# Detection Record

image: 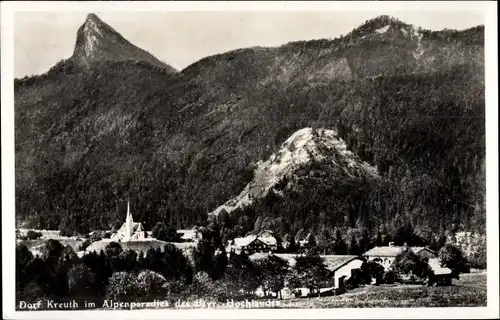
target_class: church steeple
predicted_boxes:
[110,199,145,242]
[125,200,133,242]
[126,200,133,222]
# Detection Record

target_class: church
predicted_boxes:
[110,202,146,242]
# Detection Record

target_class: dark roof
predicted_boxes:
[249,253,363,272]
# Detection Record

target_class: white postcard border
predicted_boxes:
[2,1,498,319]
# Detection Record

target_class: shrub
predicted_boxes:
[136,270,168,301]
[438,244,471,276]
[392,248,432,280]
[359,261,385,285]
[67,264,96,297]
[106,271,138,302]
[383,270,396,284]
[26,230,43,240]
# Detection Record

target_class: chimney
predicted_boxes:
[389,242,395,247]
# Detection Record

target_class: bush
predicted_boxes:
[192,271,219,299]
[392,248,432,280]
[67,264,96,297]
[382,270,396,284]
[151,222,181,242]
[359,261,385,285]
[136,270,168,301]
[438,244,471,276]
[106,271,138,302]
[59,227,74,238]
[26,230,43,240]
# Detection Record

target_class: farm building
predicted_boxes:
[428,258,454,286]
[259,236,278,251]
[176,229,202,242]
[323,255,366,291]
[226,235,274,254]
[363,243,437,270]
[249,253,365,297]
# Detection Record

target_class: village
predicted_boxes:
[16,202,475,303]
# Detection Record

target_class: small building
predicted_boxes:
[110,202,146,242]
[248,253,364,297]
[428,258,454,286]
[259,236,278,251]
[226,235,271,255]
[363,243,437,271]
[176,229,202,242]
[323,255,365,291]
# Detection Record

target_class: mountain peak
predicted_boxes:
[82,13,109,34]
[72,13,176,72]
[347,15,414,39]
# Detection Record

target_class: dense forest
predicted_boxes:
[16,222,476,309]
[14,15,485,248]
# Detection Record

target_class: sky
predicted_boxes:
[14,11,484,78]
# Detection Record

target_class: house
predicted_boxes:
[176,229,202,242]
[248,253,364,297]
[226,235,271,255]
[363,243,437,271]
[110,202,146,242]
[259,236,278,251]
[428,258,454,286]
[323,255,366,291]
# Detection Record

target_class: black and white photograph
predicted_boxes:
[2,1,498,319]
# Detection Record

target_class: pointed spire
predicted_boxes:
[126,200,133,222]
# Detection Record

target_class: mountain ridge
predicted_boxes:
[14,14,485,241]
[14,14,484,82]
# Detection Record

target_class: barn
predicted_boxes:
[226,235,274,255]
[249,253,365,297]
[363,243,437,271]
[428,258,454,286]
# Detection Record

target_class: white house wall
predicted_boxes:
[333,259,364,287]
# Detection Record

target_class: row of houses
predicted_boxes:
[227,234,454,297]
[247,242,453,298]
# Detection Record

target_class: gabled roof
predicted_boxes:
[363,246,436,257]
[248,253,363,272]
[117,222,144,233]
[428,258,452,275]
[249,252,297,267]
[322,255,363,272]
[259,236,277,246]
[233,235,258,247]
[413,247,437,255]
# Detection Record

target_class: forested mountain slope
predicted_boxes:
[15,15,485,240]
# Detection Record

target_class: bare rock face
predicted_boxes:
[73,13,176,72]
[210,128,378,216]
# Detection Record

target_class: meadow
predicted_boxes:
[279,272,487,308]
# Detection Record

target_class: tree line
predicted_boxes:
[16,220,472,310]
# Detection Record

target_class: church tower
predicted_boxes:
[125,201,133,242]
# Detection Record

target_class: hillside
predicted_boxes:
[14,15,485,241]
[210,128,378,216]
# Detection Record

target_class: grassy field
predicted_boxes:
[17,238,86,251]
[279,272,487,308]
